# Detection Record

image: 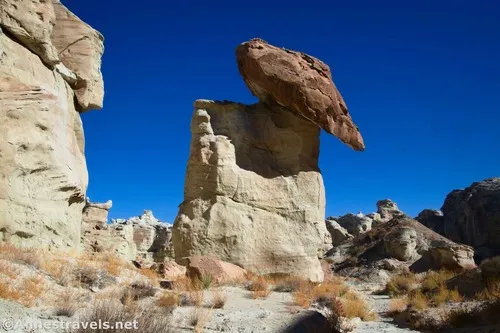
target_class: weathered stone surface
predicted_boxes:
[0,1,104,251]
[173,100,327,282]
[82,198,112,229]
[0,0,59,66]
[377,199,403,222]
[325,219,353,246]
[0,27,88,249]
[416,209,444,235]
[151,261,186,280]
[236,38,364,151]
[186,255,246,284]
[441,178,500,260]
[112,210,173,263]
[384,227,418,261]
[426,240,475,271]
[337,213,372,236]
[52,1,104,111]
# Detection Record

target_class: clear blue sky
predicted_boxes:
[71,0,499,222]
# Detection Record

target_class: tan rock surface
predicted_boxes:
[0,1,104,250]
[186,255,246,284]
[52,1,105,111]
[236,38,364,151]
[0,27,88,249]
[173,100,327,282]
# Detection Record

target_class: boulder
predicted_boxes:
[377,199,403,222]
[384,227,418,261]
[416,209,444,235]
[82,198,112,229]
[236,38,364,151]
[186,255,246,284]
[441,178,500,260]
[173,100,328,282]
[426,240,476,271]
[325,219,353,246]
[337,213,372,236]
[151,261,187,280]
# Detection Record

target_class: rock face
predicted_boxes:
[377,199,403,223]
[173,100,328,281]
[384,227,418,261]
[325,219,352,246]
[113,210,174,263]
[441,178,500,260]
[0,1,104,250]
[236,38,364,151]
[337,213,373,236]
[416,209,444,235]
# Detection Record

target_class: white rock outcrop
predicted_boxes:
[173,100,328,282]
[0,0,104,249]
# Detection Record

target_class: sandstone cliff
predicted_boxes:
[0,0,104,249]
[173,39,364,282]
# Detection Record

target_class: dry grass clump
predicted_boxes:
[42,259,72,286]
[440,300,500,330]
[407,290,429,311]
[73,264,100,288]
[70,300,175,333]
[156,292,180,311]
[120,281,156,304]
[188,307,212,332]
[0,276,46,308]
[179,291,204,306]
[247,276,271,299]
[140,268,159,286]
[342,297,377,321]
[173,275,203,292]
[476,278,500,300]
[421,269,456,293]
[385,272,416,296]
[54,290,79,317]
[209,289,227,309]
[388,297,408,314]
[0,243,42,269]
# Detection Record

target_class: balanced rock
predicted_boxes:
[236,38,364,151]
[377,199,403,222]
[0,1,104,250]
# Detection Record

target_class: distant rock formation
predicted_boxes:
[82,203,173,263]
[419,178,500,261]
[173,39,365,282]
[0,0,104,249]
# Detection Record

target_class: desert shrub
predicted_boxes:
[173,276,202,292]
[273,276,304,292]
[408,290,428,311]
[388,297,408,314]
[43,260,72,286]
[341,297,376,321]
[73,265,100,288]
[476,277,500,300]
[247,276,271,299]
[69,301,175,333]
[188,307,211,332]
[55,290,79,317]
[385,273,416,296]
[440,300,500,330]
[140,268,159,286]
[209,289,227,309]
[0,243,43,269]
[324,296,346,329]
[198,274,213,290]
[0,280,22,303]
[421,269,455,293]
[179,291,203,306]
[121,281,156,304]
[156,292,179,311]
[480,256,500,280]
